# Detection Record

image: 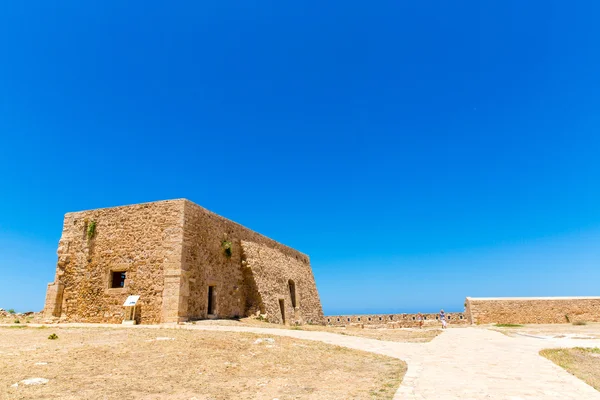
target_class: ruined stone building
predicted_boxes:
[44,199,324,324]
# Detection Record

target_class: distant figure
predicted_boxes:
[440,309,447,329]
[417,312,424,329]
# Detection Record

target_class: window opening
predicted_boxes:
[288,280,297,308]
[111,271,126,288]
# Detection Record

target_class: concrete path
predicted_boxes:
[9,323,600,399]
[178,324,600,400]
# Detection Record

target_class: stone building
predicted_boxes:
[43,199,324,325]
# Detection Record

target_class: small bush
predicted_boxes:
[565,314,570,323]
[221,239,232,257]
[14,319,20,324]
[87,220,97,240]
[48,333,59,340]
[8,309,15,314]
[573,321,588,326]
[494,323,523,328]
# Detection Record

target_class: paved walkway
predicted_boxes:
[178,324,600,400]
[11,323,600,399]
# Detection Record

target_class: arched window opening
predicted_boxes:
[288,280,297,308]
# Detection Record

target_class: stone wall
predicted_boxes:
[241,241,323,325]
[324,312,468,328]
[43,200,185,324]
[465,297,600,324]
[43,199,324,325]
[180,201,324,324]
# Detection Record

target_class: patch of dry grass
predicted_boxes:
[0,326,405,400]
[489,323,600,339]
[194,318,442,343]
[540,347,600,391]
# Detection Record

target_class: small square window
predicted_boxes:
[347,318,350,322]
[368,317,372,321]
[460,315,463,320]
[379,317,382,320]
[111,271,126,288]
[358,317,361,321]
[412,316,415,320]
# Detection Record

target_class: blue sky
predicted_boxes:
[1,1,599,314]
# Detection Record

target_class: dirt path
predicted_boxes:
[7,323,600,399]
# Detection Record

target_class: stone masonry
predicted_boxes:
[465,296,600,324]
[43,199,324,325]
[324,312,468,328]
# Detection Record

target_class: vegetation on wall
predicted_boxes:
[221,239,232,257]
[87,220,97,240]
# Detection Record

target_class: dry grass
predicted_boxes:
[0,326,405,400]
[193,318,442,343]
[540,347,600,391]
[490,323,600,339]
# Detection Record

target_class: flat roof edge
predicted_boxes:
[466,296,600,301]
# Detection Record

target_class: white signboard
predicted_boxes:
[123,295,140,307]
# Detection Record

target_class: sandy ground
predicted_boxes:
[489,322,600,339]
[541,347,600,391]
[3,321,600,399]
[0,326,405,400]
[192,318,442,343]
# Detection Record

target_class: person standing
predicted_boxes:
[417,312,424,329]
[440,309,447,329]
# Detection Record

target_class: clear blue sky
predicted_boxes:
[1,1,599,314]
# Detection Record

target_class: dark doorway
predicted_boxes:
[288,280,297,308]
[208,286,215,315]
[278,299,285,324]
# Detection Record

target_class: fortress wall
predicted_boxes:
[182,201,324,324]
[43,200,185,324]
[465,297,600,324]
[324,312,468,328]
[241,241,323,325]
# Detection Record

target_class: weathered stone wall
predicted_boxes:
[465,297,600,324]
[43,200,185,324]
[43,199,324,325]
[241,241,324,325]
[181,201,324,324]
[324,312,468,328]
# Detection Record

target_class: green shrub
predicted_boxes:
[48,333,59,340]
[494,323,523,328]
[7,309,15,314]
[14,319,20,324]
[573,321,588,326]
[87,220,97,240]
[221,239,232,257]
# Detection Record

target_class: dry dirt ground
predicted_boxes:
[489,322,600,339]
[541,347,600,391]
[0,326,405,400]
[192,318,442,343]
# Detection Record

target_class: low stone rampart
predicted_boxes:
[465,296,600,324]
[324,312,468,328]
